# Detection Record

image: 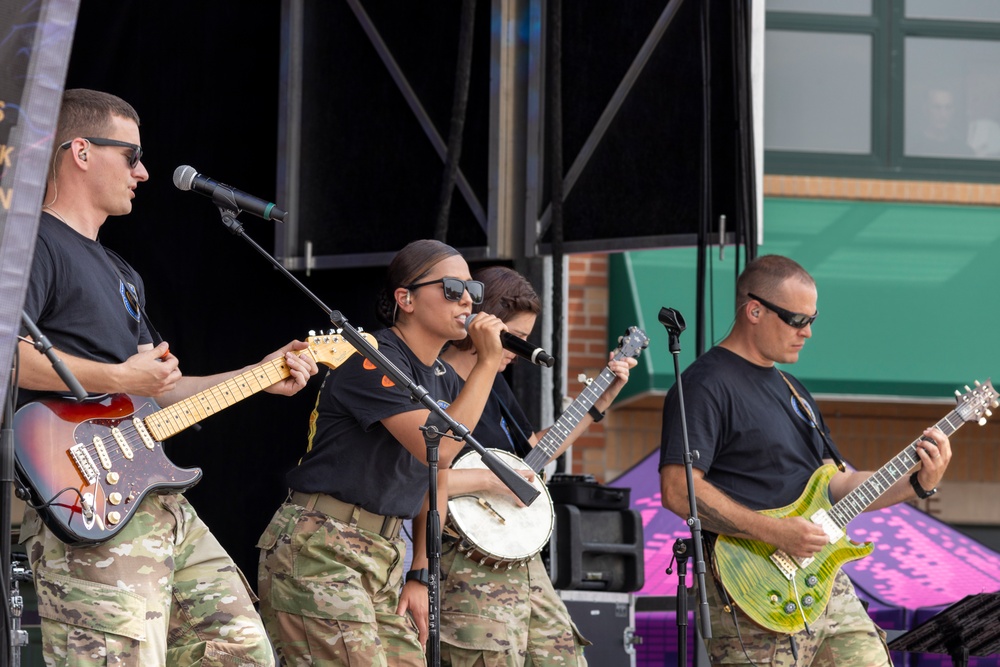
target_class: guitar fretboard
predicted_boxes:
[828,409,966,527]
[522,366,616,472]
[144,357,291,441]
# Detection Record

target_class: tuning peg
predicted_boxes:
[965,385,973,393]
[975,380,982,387]
[577,373,592,385]
[986,409,993,418]
[979,417,988,426]
[308,330,317,336]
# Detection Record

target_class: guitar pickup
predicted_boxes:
[809,509,845,544]
[111,427,134,459]
[132,418,157,450]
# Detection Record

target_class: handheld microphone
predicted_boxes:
[466,313,555,368]
[172,165,287,222]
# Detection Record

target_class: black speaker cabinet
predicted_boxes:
[548,504,644,592]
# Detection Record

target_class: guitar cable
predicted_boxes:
[706,537,809,665]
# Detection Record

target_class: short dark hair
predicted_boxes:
[55,89,140,147]
[51,89,140,172]
[736,255,814,314]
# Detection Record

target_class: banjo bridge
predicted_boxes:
[477,497,507,524]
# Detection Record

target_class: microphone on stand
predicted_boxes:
[465,313,555,368]
[172,165,287,222]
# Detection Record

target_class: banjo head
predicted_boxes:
[447,449,554,565]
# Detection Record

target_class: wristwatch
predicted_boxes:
[405,568,429,587]
[588,405,606,423]
[910,472,938,499]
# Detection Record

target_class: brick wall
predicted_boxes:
[564,176,1000,521]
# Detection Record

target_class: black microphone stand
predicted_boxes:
[3,313,90,666]
[214,207,540,665]
[658,307,711,667]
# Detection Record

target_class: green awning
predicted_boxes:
[609,197,1000,403]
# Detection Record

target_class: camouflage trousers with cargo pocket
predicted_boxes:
[702,568,892,666]
[438,542,589,667]
[256,501,424,667]
[20,492,274,667]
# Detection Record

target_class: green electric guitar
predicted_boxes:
[712,379,997,635]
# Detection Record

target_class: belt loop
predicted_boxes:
[300,492,319,511]
[349,504,362,527]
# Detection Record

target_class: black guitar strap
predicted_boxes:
[778,370,846,472]
[492,390,534,460]
[102,247,164,346]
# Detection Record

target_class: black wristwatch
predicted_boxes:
[405,568,429,587]
[588,405,606,423]
[910,472,938,499]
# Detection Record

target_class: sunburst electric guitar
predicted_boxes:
[712,379,998,635]
[13,331,375,546]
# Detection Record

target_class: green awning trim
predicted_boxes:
[609,197,1000,403]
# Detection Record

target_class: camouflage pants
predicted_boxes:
[438,544,589,667]
[702,569,892,666]
[256,502,423,667]
[21,493,274,667]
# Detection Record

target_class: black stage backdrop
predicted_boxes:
[64,2,380,580]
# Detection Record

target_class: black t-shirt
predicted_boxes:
[454,373,533,464]
[659,346,831,511]
[19,214,152,407]
[286,328,463,518]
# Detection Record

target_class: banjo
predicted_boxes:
[445,327,649,569]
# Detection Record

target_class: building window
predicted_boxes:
[764,0,1000,181]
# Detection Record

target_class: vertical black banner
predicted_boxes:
[0,0,78,410]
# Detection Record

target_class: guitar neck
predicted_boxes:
[143,357,292,441]
[829,408,967,527]
[522,366,616,472]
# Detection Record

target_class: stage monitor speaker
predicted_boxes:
[549,504,644,593]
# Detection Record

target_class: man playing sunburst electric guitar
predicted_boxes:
[659,255,955,667]
[17,89,319,667]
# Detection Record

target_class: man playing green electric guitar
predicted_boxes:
[658,255,993,667]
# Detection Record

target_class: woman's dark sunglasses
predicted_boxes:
[748,292,817,329]
[406,277,484,304]
[60,137,143,169]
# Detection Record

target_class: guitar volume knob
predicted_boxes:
[802,595,815,607]
[106,511,122,525]
[805,575,819,587]
[783,601,797,614]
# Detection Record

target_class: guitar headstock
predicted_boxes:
[306,330,379,370]
[614,326,650,361]
[955,379,998,426]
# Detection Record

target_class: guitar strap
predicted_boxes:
[102,247,165,346]
[492,389,534,459]
[778,370,846,472]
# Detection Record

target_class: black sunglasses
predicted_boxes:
[60,137,143,169]
[406,277,484,304]
[748,292,817,329]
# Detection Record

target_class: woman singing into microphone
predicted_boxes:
[257,240,507,666]
[411,265,636,667]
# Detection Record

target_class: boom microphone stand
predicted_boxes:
[658,307,712,667]
[4,313,89,666]
[213,206,539,666]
